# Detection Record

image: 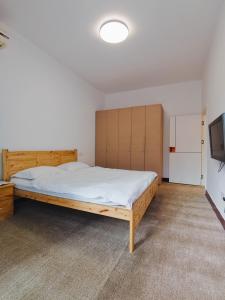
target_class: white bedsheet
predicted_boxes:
[11,176,120,207]
[11,178,33,188]
[11,167,157,208]
[11,180,120,207]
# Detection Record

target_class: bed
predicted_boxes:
[2,149,158,253]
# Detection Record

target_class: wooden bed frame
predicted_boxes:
[2,149,158,253]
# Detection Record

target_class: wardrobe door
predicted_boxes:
[145,105,163,180]
[131,106,146,170]
[175,115,201,152]
[106,110,118,168]
[95,111,107,167]
[118,108,131,169]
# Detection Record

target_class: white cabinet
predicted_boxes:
[169,114,202,185]
[175,115,201,153]
[169,153,201,185]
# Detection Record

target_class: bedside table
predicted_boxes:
[0,183,14,221]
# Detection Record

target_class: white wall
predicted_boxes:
[202,2,225,220]
[0,24,105,177]
[105,81,202,178]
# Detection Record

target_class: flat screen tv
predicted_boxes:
[209,113,225,162]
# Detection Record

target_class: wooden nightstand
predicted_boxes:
[0,183,14,221]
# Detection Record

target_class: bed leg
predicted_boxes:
[129,219,135,253]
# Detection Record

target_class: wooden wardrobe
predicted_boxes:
[95,104,163,181]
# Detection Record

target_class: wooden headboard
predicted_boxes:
[2,149,77,181]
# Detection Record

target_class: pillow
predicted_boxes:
[12,166,64,180]
[58,161,90,171]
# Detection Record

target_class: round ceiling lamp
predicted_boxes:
[100,20,129,44]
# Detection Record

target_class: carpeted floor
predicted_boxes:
[0,183,225,300]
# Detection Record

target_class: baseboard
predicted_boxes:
[205,191,225,230]
[162,178,169,182]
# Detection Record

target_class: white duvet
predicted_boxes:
[30,167,157,208]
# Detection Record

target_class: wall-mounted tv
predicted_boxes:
[209,113,225,162]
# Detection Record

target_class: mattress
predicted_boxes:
[11,177,124,207]
[11,167,157,208]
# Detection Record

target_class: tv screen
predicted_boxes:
[209,113,225,162]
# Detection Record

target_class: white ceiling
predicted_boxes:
[0,0,223,93]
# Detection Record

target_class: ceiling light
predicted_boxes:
[100,20,129,44]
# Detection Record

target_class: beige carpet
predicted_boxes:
[0,183,224,300]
